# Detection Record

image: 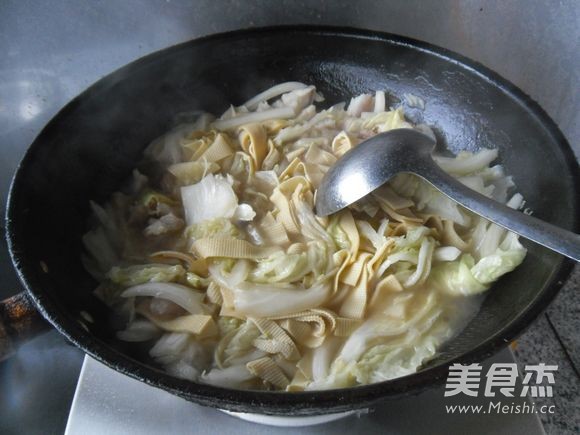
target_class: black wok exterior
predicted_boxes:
[6,26,579,415]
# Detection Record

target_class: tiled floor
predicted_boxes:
[514,265,580,435]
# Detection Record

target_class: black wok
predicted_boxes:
[3,26,579,416]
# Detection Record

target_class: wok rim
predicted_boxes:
[5,24,579,415]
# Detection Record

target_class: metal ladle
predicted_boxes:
[315,129,580,261]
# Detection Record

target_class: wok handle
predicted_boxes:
[0,292,50,361]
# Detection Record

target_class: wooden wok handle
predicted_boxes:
[0,292,50,361]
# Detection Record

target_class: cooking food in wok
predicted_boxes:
[83,82,527,391]
[6,28,577,415]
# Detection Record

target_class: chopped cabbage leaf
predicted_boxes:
[181,174,238,226]
[185,217,240,240]
[108,264,186,286]
[471,232,526,285]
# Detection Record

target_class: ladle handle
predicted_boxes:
[423,164,580,261]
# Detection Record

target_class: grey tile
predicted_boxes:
[515,314,580,435]
[546,265,580,374]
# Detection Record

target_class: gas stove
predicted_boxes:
[65,348,543,435]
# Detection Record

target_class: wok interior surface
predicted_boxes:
[6,27,578,415]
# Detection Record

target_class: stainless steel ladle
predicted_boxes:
[315,129,580,261]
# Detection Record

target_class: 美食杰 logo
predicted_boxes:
[443,363,558,415]
[444,363,557,398]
